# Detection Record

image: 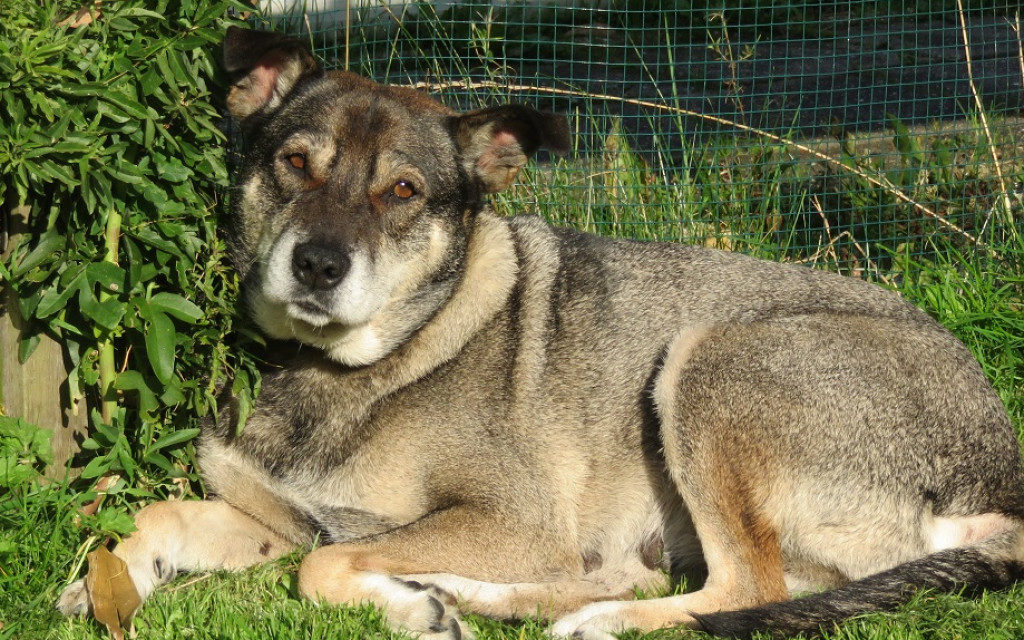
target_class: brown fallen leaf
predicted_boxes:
[78,475,121,518]
[58,1,102,28]
[85,547,141,640]
[234,0,257,21]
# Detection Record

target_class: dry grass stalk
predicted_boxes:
[1016,13,1024,107]
[957,0,1015,240]
[798,196,890,285]
[408,78,982,248]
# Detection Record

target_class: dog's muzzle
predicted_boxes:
[291,241,351,291]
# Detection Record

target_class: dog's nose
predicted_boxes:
[291,242,350,290]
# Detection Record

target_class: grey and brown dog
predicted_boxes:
[59,26,1024,639]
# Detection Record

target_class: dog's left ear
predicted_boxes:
[449,105,571,193]
[222,26,320,120]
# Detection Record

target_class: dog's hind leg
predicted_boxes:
[57,499,295,616]
[552,327,790,639]
[548,468,787,640]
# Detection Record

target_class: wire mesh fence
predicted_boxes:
[257,0,1024,270]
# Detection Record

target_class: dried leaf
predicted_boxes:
[79,475,120,517]
[58,1,102,28]
[85,547,141,640]
[235,0,259,21]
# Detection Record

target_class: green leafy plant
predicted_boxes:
[0,416,53,490]
[0,0,259,535]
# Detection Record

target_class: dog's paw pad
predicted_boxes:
[421,611,473,640]
[381,579,474,640]
[56,579,90,617]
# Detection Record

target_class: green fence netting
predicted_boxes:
[257,1,1024,271]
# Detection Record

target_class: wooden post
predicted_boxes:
[1,202,87,474]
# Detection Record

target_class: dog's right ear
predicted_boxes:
[449,104,571,193]
[222,26,319,120]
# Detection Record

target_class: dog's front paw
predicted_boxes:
[549,601,628,640]
[376,577,474,640]
[56,578,90,617]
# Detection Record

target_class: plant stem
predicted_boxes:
[98,207,121,424]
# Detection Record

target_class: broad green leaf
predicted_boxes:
[140,181,169,205]
[95,509,136,535]
[105,164,144,184]
[36,160,77,186]
[12,230,63,277]
[145,451,176,474]
[123,237,144,289]
[94,420,119,445]
[107,17,138,31]
[86,262,126,291]
[95,101,132,124]
[149,292,202,323]
[18,333,40,364]
[118,7,165,19]
[164,49,191,86]
[159,380,186,406]
[231,367,261,437]
[147,428,200,454]
[55,82,106,97]
[80,437,101,451]
[138,69,166,99]
[115,441,134,478]
[80,294,126,332]
[155,157,189,183]
[144,309,176,384]
[80,454,111,480]
[155,52,179,89]
[130,227,184,258]
[35,271,85,318]
[102,91,150,120]
[113,370,158,414]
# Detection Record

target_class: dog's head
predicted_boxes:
[221,26,569,366]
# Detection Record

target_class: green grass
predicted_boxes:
[492,112,1024,272]
[2,232,1023,640]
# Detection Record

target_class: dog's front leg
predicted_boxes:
[297,505,579,640]
[57,499,295,616]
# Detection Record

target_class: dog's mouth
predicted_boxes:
[286,299,339,329]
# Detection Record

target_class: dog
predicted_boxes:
[58,26,1024,639]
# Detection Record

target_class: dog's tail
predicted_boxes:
[693,529,1024,639]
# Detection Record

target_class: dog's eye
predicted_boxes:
[285,153,307,173]
[392,180,415,200]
